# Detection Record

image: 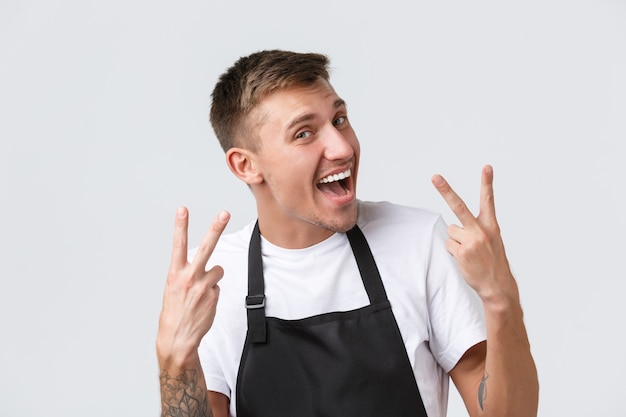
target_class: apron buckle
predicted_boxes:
[245,295,265,309]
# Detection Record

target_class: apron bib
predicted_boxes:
[236,222,429,417]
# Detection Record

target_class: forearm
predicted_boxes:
[159,352,213,417]
[480,290,539,417]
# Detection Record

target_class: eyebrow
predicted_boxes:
[286,98,347,131]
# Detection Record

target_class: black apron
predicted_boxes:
[236,222,429,417]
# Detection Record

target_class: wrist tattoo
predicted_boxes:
[478,372,489,411]
[160,369,212,417]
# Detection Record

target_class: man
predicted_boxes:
[157,50,539,417]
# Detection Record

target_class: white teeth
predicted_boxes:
[319,169,351,184]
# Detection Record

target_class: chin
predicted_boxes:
[325,222,353,233]
[336,216,358,232]
[322,206,359,233]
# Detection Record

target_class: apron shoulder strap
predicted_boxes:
[246,221,267,343]
[346,225,388,305]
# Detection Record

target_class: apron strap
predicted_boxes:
[346,224,388,305]
[246,221,267,343]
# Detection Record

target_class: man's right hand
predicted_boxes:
[157,207,230,369]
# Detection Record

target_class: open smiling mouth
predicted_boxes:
[317,169,351,196]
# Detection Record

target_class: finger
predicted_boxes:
[191,211,231,271]
[479,165,497,221]
[445,238,461,258]
[204,265,225,287]
[431,174,476,227]
[447,224,466,244]
[171,206,189,269]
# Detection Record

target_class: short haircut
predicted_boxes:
[209,50,331,151]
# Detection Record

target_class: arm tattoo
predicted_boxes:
[160,369,213,417]
[478,372,489,411]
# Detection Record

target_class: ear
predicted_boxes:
[225,147,263,185]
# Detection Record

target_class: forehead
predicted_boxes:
[250,80,344,128]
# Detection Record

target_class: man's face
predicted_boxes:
[248,79,360,248]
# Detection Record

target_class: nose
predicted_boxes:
[322,125,357,162]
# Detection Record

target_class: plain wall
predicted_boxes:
[1,0,625,415]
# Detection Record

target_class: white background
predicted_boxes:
[1,0,625,416]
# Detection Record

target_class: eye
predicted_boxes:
[295,130,312,139]
[333,116,347,127]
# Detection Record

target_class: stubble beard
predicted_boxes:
[309,201,359,233]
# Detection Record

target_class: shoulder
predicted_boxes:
[354,200,451,283]
[356,200,445,242]
[358,200,441,224]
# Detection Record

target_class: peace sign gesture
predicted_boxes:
[432,165,518,305]
[157,207,230,368]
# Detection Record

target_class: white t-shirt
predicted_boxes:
[197,201,486,417]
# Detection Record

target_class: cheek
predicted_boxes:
[264,150,320,195]
[266,167,308,198]
[351,134,361,154]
